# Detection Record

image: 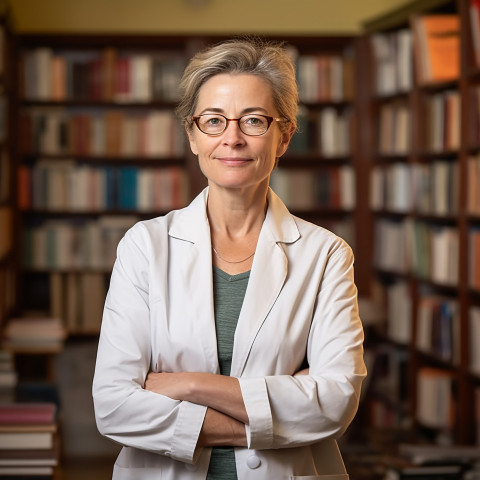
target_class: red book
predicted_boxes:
[0,404,56,425]
[17,165,31,210]
[115,56,130,102]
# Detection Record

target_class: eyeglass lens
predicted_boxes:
[196,114,271,136]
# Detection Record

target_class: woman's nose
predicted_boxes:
[222,120,246,145]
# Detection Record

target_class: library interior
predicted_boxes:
[1,0,480,478]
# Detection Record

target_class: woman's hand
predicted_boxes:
[144,372,192,400]
[144,371,249,425]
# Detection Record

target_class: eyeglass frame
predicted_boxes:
[191,113,286,137]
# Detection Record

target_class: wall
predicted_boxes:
[9,0,410,34]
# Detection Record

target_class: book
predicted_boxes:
[471,0,480,67]
[0,403,56,425]
[398,443,480,465]
[2,317,67,353]
[384,460,463,480]
[411,14,460,85]
[0,424,57,450]
[416,367,455,430]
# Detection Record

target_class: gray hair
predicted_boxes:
[176,37,298,133]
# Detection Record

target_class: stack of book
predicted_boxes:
[0,351,17,403]
[383,444,480,479]
[2,317,67,354]
[0,403,58,477]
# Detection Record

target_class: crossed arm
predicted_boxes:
[144,369,309,448]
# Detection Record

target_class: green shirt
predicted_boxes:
[207,266,250,480]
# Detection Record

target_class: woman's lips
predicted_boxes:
[217,157,252,166]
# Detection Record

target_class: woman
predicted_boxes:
[93,37,367,480]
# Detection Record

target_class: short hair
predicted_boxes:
[176,37,298,133]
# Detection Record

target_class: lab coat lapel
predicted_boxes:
[169,189,219,373]
[230,189,299,378]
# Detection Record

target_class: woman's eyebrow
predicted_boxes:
[197,107,269,115]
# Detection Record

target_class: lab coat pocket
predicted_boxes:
[290,475,348,480]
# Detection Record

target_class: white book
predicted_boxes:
[34,48,53,100]
[320,108,336,157]
[131,55,153,102]
[90,115,105,156]
[396,29,413,92]
[137,168,154,212]
[340,166,355,211]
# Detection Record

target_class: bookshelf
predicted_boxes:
[12,34,367,337]
[362,0,480,445]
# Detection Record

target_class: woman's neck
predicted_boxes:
[207,184,268,275]
[206,184,268,239]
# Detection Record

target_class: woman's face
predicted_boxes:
[187,73,292,192]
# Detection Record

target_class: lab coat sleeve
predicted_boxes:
[239,242,367,450]
[92,224,207,464]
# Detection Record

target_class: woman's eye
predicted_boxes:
[245,116,264,126]
[207,117,222,125]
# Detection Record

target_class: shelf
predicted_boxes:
[20,99,179,109]
[20,154,185,166]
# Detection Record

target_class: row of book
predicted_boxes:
[374,219,459,286]
[370,29,413,96]
[20,46,356,106]
[21,47,186,102]
[377,102,411,156]
[370,13,460,91]
[281,106,353,157]
[294,51,355,103]
[0,402,59,477]
[50,272,106,334]
[416,296,460,364]
[270,166,355,211]
[423,90,460,153]
[468,154,480,216]
[20,108,185,158]
[18,162,189,212]
[370,161,459,215]
[22,215,136,271]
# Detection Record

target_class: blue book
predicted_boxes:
[118,167,138,210]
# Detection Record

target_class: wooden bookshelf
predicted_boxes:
[362,0,480,445]
[11,34,367,337]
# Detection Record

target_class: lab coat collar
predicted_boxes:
[168,186,300,246]
[168,186,301,377]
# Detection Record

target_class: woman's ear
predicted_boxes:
[186,125,199,156]
[275,124,295,158]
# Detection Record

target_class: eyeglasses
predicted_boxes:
[192,113,284,136]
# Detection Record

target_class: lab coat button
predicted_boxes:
[246,454,261,469]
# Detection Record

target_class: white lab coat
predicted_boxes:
[93,187,367,480]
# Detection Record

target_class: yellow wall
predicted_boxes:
[9,0,411,34]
